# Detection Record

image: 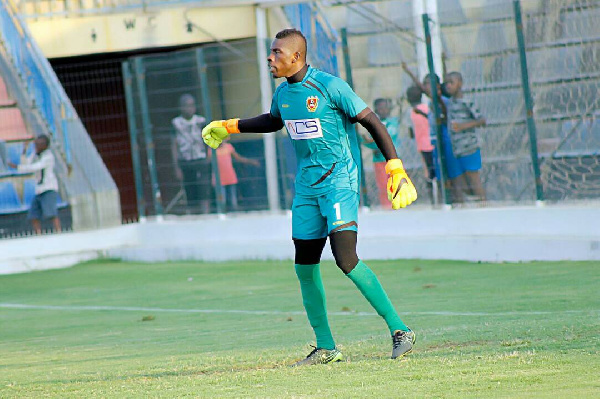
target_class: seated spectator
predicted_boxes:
[8,135,61,234]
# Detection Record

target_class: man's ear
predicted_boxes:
[293,51,300,63]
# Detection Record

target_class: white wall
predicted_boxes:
[1,205,599,274]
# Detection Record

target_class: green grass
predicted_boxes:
[1,259,599,398]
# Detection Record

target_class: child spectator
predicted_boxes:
[213,137,260,212]
[7,135,61,234]
[402,62,467,203]
[444,71,487,201]
[361,98,399,208]
[406,86,435,180]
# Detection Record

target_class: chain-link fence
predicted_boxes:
[122,38,298,217]
[341,0,600,207]
[25,0,597,224]
[341,0,436,208]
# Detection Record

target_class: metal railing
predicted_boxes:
[1,0,70,162]
[0,0,121,231]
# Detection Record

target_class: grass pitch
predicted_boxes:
[0,259,599,398]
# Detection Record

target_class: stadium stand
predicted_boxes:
[0,69,70,233]
[0,75,15,106]
[22,178,35,206]
[367,34,403,66]
[561,7,600,40]
[0,180,24,214]
[0,105,31,142]
[0,0,119,235]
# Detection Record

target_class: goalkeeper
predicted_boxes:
[202,29,417,366]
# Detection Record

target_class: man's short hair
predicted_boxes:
[179,93,195,107]
[37,134,50,146]
[423,73,441,85]
[406,86,423,105]
[446,71,463,82]
[275,28,307,55]
[373,98,391,108]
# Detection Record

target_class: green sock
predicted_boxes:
[347,260,409,334]
[295,264,336,350]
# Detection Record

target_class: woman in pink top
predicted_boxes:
[214,137,260,211]
[407,86,435,180]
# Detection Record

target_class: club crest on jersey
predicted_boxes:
[306,96,319,112]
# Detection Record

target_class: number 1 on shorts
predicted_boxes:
[334,202,341,220]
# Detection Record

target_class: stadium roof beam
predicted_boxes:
[16,0,316,18]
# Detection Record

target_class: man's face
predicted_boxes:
[181,98,196,119]
[375,101,391,119]
[267,38,299,79]
[34,138,47,154]
[444,76,461,96]
[423,79,441,97]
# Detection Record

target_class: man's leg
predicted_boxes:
[322,190,415,359]
[293,238,334,350]
[330,231,415,359]
[450,174,467,203]
[179,161,197,211]
[28,195,43,234]
[52,217,62,233]
[197,161,212,214]
[31,219,41,234]
[461,150,485,201]
[228,185,239,211]
[329,231,409,333]
[290,197,342,366]
[40,191,60,234]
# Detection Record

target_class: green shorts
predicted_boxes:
[292,189,359,240]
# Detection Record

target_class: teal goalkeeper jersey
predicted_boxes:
[270,66,368,197]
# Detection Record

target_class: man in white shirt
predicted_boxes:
[8,135,61,234]
[171,94,211,214]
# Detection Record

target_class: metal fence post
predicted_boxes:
[423,13,450,206]
[196,47,224,215]
[256,7,281,213]
[122,61,146,220]
[513,0,544,203]
[341,27,370,208]
[133,57,163,216]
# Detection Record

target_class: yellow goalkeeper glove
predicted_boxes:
[385,159,417,209]
[201,119,240,149]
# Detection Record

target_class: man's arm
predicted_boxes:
[231,147,260,167]
[355,107,418,209]
[237,113,284,133]
[17,153,49,173]
[202,113,284,149]
[356,108,398,161]
[451,118,486,132]
[401,62,427,94]
[171,136,182,180]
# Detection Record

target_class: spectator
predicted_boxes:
[171,94,211,214]
[402,63,467,203]
[361,98,399,208]
[406,85,438,204]
[213,136,260,212]
[444,71,487,201]
[406,86,435,180]
[8,135,61,234]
